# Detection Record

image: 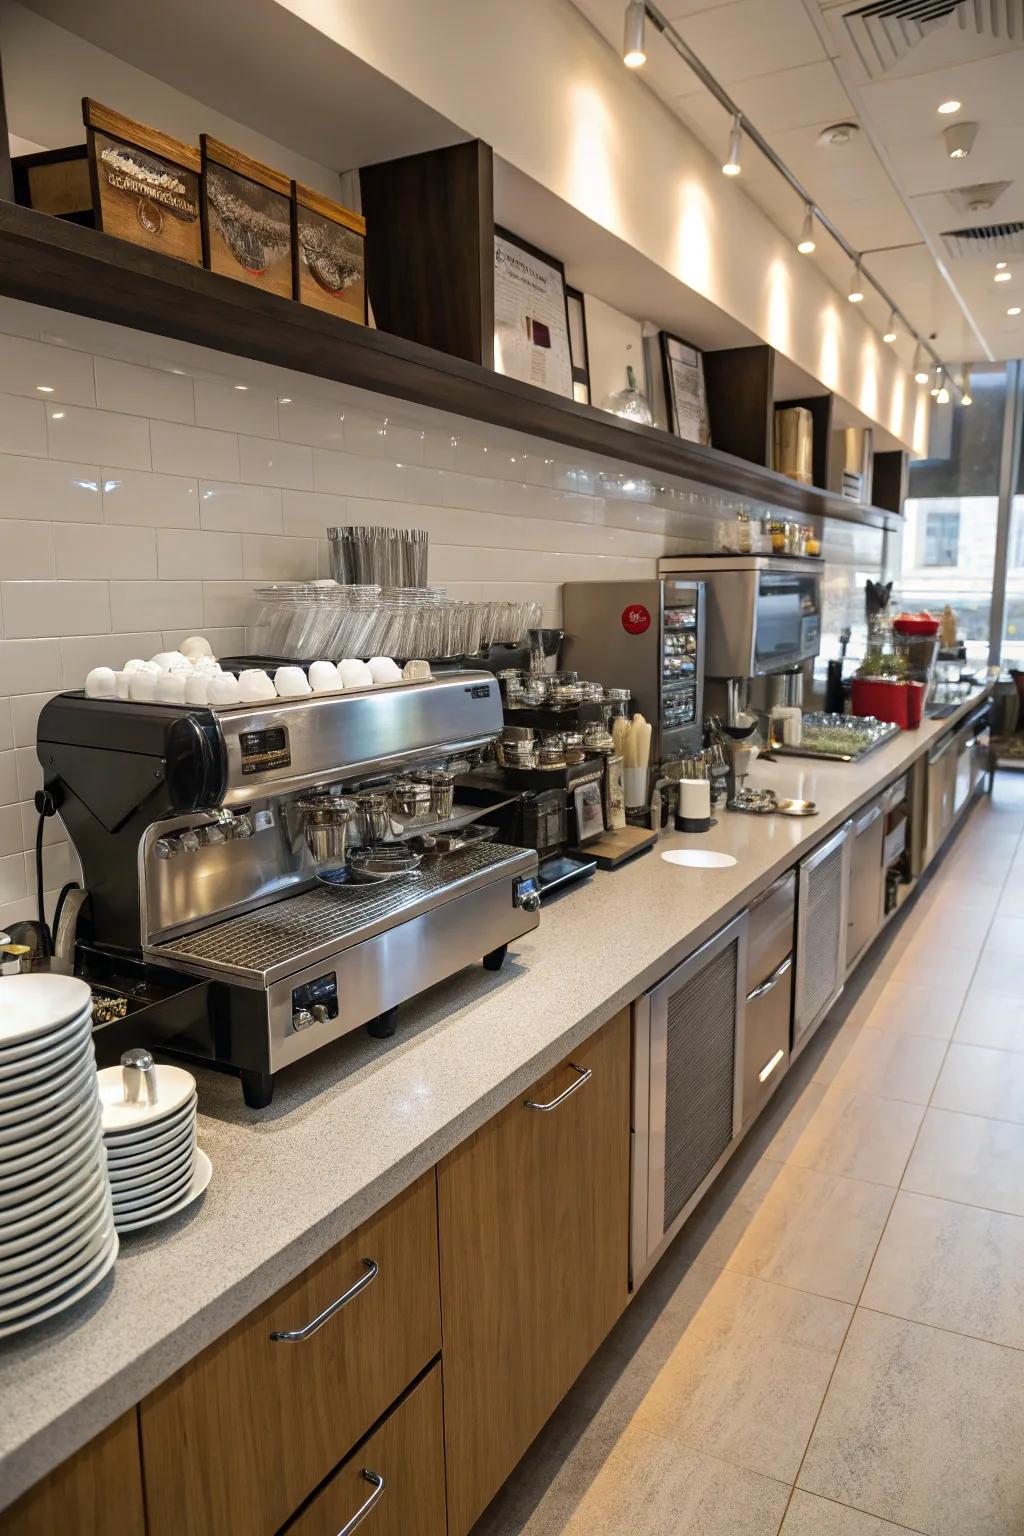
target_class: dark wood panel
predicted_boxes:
[776,393,835,490]
[4,1411,145,1536]
[702,344,774,468]
[0,200,896,530]
[360,140,493,365]
[872,449,908,515]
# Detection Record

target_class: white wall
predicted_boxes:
[278,0,923,447]
[0,297,880,934]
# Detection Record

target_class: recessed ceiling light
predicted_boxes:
[818,122,859,147]
[278,397,292,405]
[995,271,1011,282]
[996,261,1008,269]
[36,385,54,393]
[937,100,961,115]
[1009,306,1022,316]
[51,411,64,420]
[234,384,248,391]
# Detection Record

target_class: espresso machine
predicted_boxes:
[36,672,540,1106]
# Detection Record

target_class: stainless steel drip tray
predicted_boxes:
[149,841,535,989]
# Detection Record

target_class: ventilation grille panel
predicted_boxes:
[844,0,1024,77]
[941,222,1024,259]
[662,939,738,1231]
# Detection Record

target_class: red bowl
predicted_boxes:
[893,615,940,637]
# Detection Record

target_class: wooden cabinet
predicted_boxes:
[139,1171,440,1536]
[438,1008,631,1536]
[3,1411,144,1536]
[287,1364,445,1536]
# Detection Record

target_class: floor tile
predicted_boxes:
[996,885,1024,919]
[985,916,1024,955]
[474,1420,791,1536]
[862,1190,1024,1351]
[903,1107,1024,1217]
[765,1086,924,1187]
[973,950,1024,997]
[925,881,1001,919]
[900,905,993,952]
[780,1490,922,1535]
[861,981,961,1040]
[888,943,975,996]
[954,988,1024,1053]
[799,1309,1024,1535]
[632,1264,851,1483]
[931,1042,1024,1123]
[814,1029,946,1104]
[691,1162,893,1304]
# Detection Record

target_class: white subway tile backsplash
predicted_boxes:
[0,699,10,752]
[0,299,43,341]
[19,800,65,851]
[0,335,95,406]
[24,840,80,895]
[109,580,204,632]
[55,524,157,581]
[162,626,245,657]
[2,580,110,639]
[200,481,282,534]
[0,640,62,697]
[60,633,164,689]
[0,456,101,523]
[0,520,55,579]
[441,471,532,518]
[282,489,346,539]
[94,357,195,424]
[313,449,443,504]
[238,436,314,491]
[151,421,239,481]
[202,580,264,628]
[194,380,279,437]
[46,404,151,472]
[343,408,425,464]
[10,691,53,749]
[277,398,345,451]
[0,751,17,806]
[242,534,315,581]
[15,746,42,802]
[0,394,48,457]
[0,805,21,858]
[157,528,242,580]
[103,470,200,529]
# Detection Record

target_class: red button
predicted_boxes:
[621,604,652,635]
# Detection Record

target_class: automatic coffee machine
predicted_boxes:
[36,672,540,1105]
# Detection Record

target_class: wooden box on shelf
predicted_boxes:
[83,100,202,265]
[292,181,367,325]
[200,136,293,298]
[11,144,94,225]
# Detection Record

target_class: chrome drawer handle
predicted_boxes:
[335,1470,385,1535]
[526,1063,592,1111]
[270,1258,378,1342]
[746,954,792,1003]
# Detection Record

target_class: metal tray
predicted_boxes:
[772,712,900,763]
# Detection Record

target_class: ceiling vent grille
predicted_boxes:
[844,0,1024,76]
[940,221,1024,258]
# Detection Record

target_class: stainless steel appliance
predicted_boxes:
[847,798,885,973]
[631,912,747,1284]
[37,672,540,1106]
[925,703,990,865]
[741,873,795,1128]
[658,555,822,679]
[793,822,851,1058]
[561,579,706,761]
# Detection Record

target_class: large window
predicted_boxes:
[921,509,960,567]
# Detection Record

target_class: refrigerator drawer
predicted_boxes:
[741,952,792,1128]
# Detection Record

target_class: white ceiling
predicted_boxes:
[570,0,1024,366]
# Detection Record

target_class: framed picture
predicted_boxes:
[493,227,574,399]
[566,285,591,405]
[573,780,605,844]
[659,330,710,446]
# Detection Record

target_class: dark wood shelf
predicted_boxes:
[0,202,899,530]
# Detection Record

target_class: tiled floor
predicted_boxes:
[474,774,1024,1536]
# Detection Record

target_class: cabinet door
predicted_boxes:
[438,1008,631,1536]
[286,1365,445,1536]
[847,800,885,970]
[140,1171,440,1536]
[3,1412,144,1536]
[793,823,851,1055]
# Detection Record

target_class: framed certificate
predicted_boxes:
[493,227,574,400]
[659,331,711,445]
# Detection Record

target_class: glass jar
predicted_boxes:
[602,688,631,728]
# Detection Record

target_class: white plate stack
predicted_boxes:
[99,1056,211,1233]
[0,974,117,1339]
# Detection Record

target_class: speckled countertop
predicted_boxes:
[0,687,992,1510]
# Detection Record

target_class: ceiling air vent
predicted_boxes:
[945,182,1012,217]
[844,0,1024,77]
[940,222,1024,259]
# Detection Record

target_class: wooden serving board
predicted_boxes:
[569,823,657,869]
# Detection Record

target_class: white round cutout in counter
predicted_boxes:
[661,850,737,870]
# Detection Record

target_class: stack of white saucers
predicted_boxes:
[0,974,117,1339]
[99,1057,211,1233]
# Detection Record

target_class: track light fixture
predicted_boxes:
[930,366,944,397]
[883,310,897,344]
[913,343,930,385]
[943,121,978,160]
[847,260,864,303]
[960,366,973,406]
[722,113,742,176]
[622,0,646,68]
[936,386,950,404]
[797,204,816,254]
